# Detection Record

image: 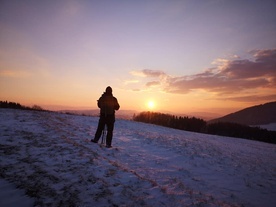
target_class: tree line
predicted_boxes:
[133,111,206,133]
[133,111,276,144]
[0,101,44,111]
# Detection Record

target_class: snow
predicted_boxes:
[0,109,276,207]
[0,178,34,207]
[252,123,276,131]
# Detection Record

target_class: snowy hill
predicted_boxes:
[0,109,276,207]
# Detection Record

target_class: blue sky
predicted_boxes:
[0,0,275,115]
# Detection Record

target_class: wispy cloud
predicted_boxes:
[130,69,166,78]
[131,49,276,102]
[146,81,160,87]
[0,69,31,78]
[140,69,167,78]
[216,94,276,102]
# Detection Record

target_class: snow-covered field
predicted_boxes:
[0,109,275,207]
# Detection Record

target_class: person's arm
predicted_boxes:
[114,98,120,110]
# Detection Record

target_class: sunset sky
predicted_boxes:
[1,0,276,116]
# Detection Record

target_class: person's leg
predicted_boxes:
[92,116,105,142]
[106,116,115,147]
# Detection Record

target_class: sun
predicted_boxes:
[147,100,155,110]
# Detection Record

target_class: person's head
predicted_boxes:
[105,86,112,95]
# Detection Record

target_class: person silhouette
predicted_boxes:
[91,86,120,148]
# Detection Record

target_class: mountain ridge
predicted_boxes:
[209,101,276,125]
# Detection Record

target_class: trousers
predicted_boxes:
[94,114,115,146]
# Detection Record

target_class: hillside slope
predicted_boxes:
[0,109,276,207]
[209,101,276,125]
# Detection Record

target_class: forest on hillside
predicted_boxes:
[133,111,276,144]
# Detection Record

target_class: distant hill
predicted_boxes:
[59,109,137,120]
[209,101,276,125]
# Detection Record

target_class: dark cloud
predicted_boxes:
[139,49,276,96]
[223,49,276,79]
[251,49,276,63]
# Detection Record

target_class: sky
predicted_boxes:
[0,0,276,116]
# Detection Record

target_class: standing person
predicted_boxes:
[91,86,120,148]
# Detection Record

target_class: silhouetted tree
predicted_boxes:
[133,111,206,133]
[32,105,44,111]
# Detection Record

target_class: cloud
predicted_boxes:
[131,69,166,78]
[131,49,276,100]
[221,49,276,79]
[141,69,167,77]
[146,81,160,87]
[216,94,276,102]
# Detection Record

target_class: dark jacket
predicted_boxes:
[97,92,120,116]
